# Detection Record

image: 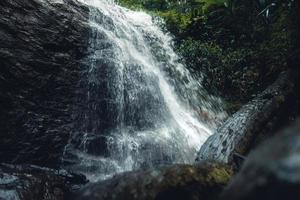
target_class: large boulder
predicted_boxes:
[73,162,232,200]
[221,120,300,200]
[0,0,90,166]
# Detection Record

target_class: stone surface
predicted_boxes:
[0,163,88,200]
[221,119,300,200]
[196,70,296,164]
[72,162,232,200]
[0,0,90,167]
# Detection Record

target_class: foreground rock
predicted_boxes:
[0,163,87,200]
[221,120,300,200]
[73,162,232,200]
[0,0,89,166]
[197,70,296,164]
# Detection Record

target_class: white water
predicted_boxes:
[63,0,226,182]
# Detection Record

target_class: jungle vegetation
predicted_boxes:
[118,0,299,113]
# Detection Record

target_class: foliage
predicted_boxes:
[157,10,192,36]
[118,0,295,113]
[178,40,261,102]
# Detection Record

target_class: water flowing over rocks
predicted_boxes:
[196,70,297,164]
[1,0,300,199]
[0,0,224,190]
[61,0,225,181]
[0,0,90,167]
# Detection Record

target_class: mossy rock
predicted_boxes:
[221,120,300,200]
[74,162,232,200]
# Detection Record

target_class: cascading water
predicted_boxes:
[63,0,226,182]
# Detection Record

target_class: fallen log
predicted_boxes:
[196,70,297,164]
[73,162,232,200]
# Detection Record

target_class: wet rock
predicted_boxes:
[221,119,300,200]
[196,70,297,164]
[73,162,232,200]
[0,163,88,200]
[0,0,90,166]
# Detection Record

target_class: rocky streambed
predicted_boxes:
[2,119,300,200]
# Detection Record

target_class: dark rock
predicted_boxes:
[0,163,88,200]
[196,70,297,164]
[0,0,90,167]
[73,162,232,200]
[221,119,300,200]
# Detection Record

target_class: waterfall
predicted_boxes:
[63,0,226,182]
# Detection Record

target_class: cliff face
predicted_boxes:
[0,0,90,167]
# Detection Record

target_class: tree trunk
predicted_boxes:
[196,70,297,164]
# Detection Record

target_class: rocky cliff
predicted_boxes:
[0,0,90,167]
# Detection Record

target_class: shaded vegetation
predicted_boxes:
[118,0,297,113]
